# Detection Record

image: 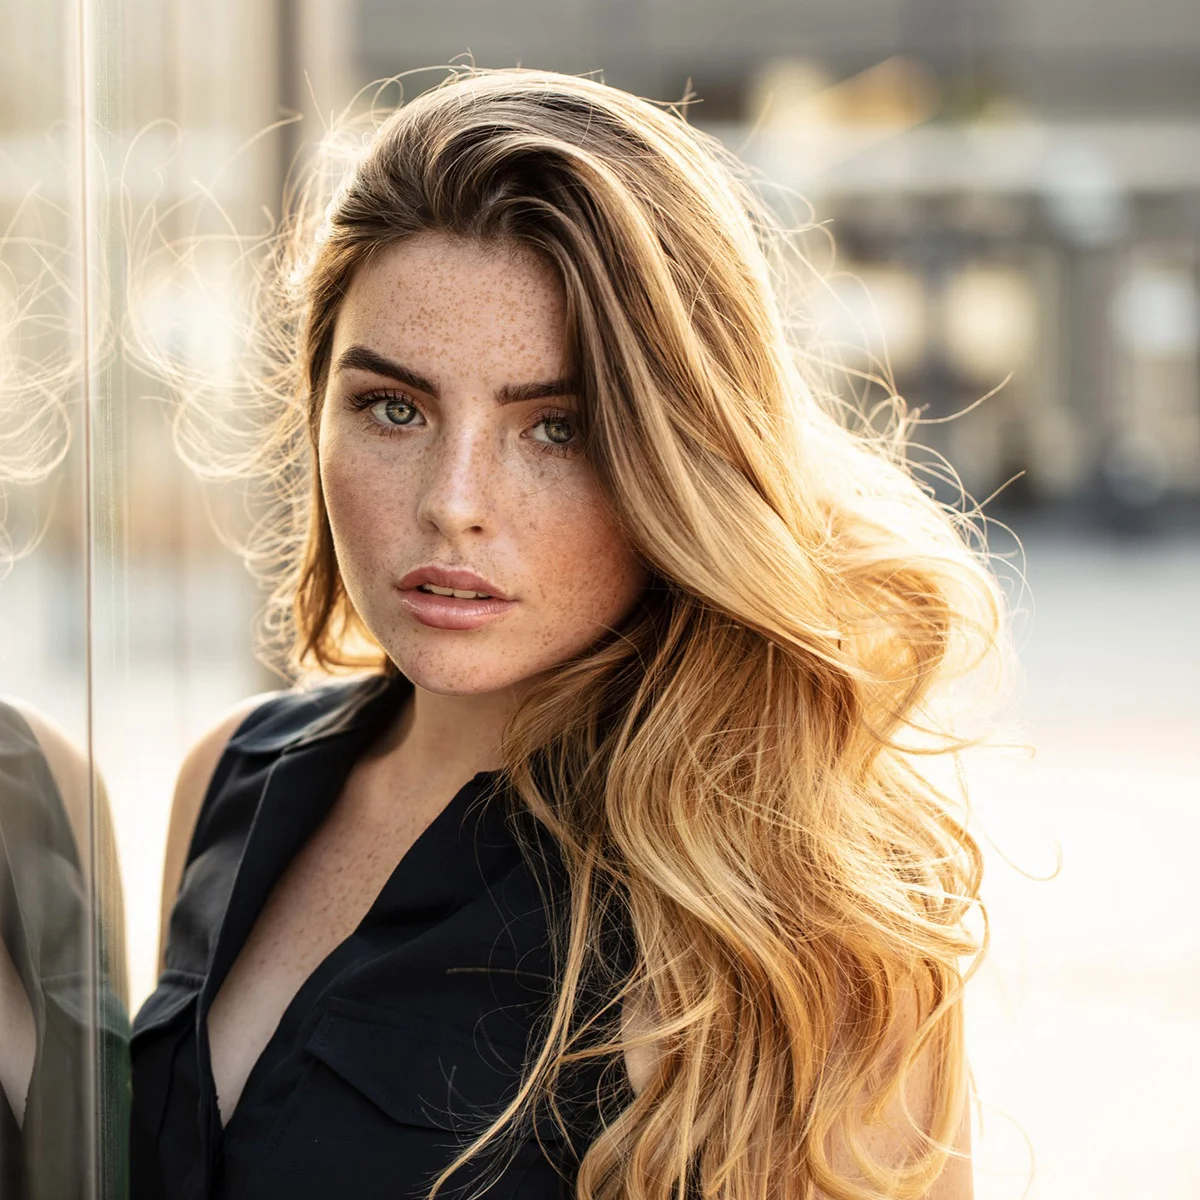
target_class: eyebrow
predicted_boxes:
[334,344,578,404]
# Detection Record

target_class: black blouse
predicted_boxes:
[130,669,635,1200]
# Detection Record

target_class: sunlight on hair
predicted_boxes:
[124,63,1032,1200]
[0,177,83,576]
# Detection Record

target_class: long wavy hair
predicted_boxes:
[140,65,1017,1200]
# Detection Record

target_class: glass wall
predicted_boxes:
[1,2,115,1193]
[2,1,288,1192]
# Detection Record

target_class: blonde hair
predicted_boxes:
[139,66,1017,1200]
[0,188,79,566]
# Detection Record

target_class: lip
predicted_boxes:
[396,564,509,600]
[395,587,517,631]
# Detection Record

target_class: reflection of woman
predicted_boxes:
[132,68,1009,1199]
[0,698,129,1198]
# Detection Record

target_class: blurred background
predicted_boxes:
[1,1,1197,1196]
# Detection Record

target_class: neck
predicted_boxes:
[383,677,522,781]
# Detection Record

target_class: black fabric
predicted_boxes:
[130,670,636,1200]
[0,699,130,1200]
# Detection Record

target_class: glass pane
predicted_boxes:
[84,0,288,1194]
[4,0,284,1191]
[0,1,118,1195]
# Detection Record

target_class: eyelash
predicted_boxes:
[346,389,582,458]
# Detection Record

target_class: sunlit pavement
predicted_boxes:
[2,525,1197,1196]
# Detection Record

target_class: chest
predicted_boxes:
[205,769,444,1127]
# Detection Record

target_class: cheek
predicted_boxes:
[319,430,399,567]
[319,434,360,538]
[529,484,645,616]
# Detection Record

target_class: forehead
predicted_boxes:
[333,232,571,377]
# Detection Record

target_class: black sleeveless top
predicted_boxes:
[130,670,635,1200]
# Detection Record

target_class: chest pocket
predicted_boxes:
[240,996,566,1200]
[307,997,528,1132]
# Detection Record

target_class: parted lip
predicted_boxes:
[396,564,511,600]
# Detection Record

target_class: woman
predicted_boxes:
[131,66,1010,1199]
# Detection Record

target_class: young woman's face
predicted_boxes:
[318,230,648,696]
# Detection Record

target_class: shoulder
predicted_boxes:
[161,689,286,866]
[156,689,285,973]
[219,672,386,755]
[820,984,973,1200]
[170,690,287,825]
[173,670,384,802]
[157,673,392,972]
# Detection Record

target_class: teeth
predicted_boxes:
[418,584,492,599]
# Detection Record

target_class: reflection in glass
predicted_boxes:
[0,700,129,1197]
[2,3,132,1191]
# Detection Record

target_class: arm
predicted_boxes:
[156,692,281,979]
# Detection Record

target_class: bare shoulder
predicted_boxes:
[165,691,284,845]
[156,690,284,975]
[820,985,973,1200]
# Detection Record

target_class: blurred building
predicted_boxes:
[3,0,1198,589]
[338,0,1200,527]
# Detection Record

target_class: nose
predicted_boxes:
[413,420,497,538]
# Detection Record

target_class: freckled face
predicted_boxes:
[318,231,648,696]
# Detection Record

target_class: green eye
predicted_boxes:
[541,417,574,444]
[346,388,426,438]
[526,412,582,458]
[381,398,419,425]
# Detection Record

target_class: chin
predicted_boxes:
[385,642,538,698]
